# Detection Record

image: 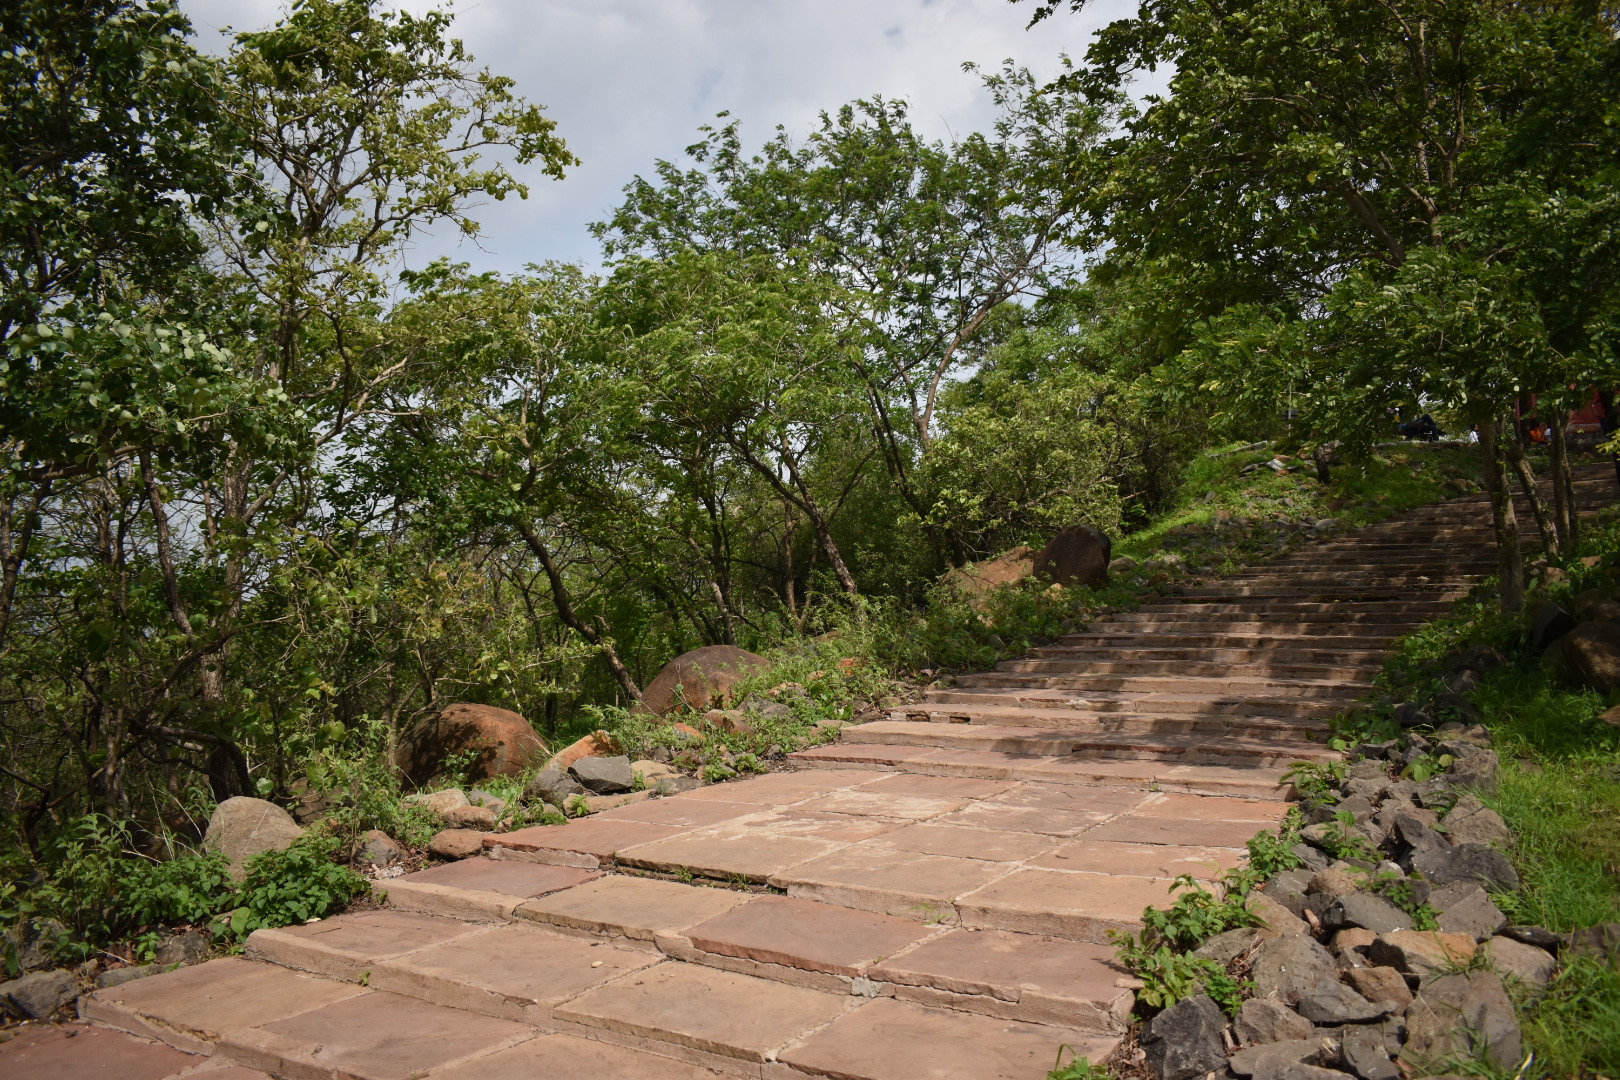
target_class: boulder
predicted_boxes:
[1411,843,1519,892]
[203,797,303,879]
[1483,936,1557,988]
[1431,881,1506,942]
[96,965,159,989]
[525,765,584,804]
[1564,922,1620,966]
[1248,891,1312,940]
[395,703,546,787]
[1569,588,1620,624]
[3,918,66,973]
[569,755,635,795]
[402,788,470,817]
[466,789,508,814]
[1341,1025,1401,1080]
[1323,893,1412,935]
[544,730,625,773]
[1233,997,1313,1046]
[1500,925,1563,951]
[1545,620,1620,693]
[1366,930,1477,976]
[1599,704,1620,728]
[1445,644,1507,677]
[1297,979,1394,1024]
[1441,794,1509,848]
[440,804,497,830]
[1343,965,1413,1012]
[153,929,210,967]
[1034,525,1112,590]
[1141,994,1227,1080]
[427,829,486,860]
[1227,1038,1332,1078]
[355,830,406,868]
[1530,602,1578,652]
[1193,927,1260,966]
[1251,935,1339,1004]
[704,709,755,735]
[941,546,1037,611]
[1108,556,1139,575]
[0,969,78,1018]
[1401,971,1521,1072]
[656,775,704,795]
[1445,749,1501,795]
[639,646,771,715]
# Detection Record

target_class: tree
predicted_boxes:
[1022,0,1620,609]
[595,64,1107,566]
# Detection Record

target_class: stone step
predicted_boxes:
[887,701,1332,739]
[1174,584,1469,600]
[87,940,1119,1080]
[995,658,1380,681]
[925,687,1342,719]
[842,720,1337,768]
[1117,601,1455,617]
[1028,644,1388,664]
[952,672,1369,698]
[788,742,1296,799]
[1061,631,1411,649]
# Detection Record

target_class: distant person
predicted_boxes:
[1398,414,1442,441]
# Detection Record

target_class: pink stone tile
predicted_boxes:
[933,802,1110,837]
[792,789,970,822]
[872,823,1061,863]
[1131,792,1293,822]
[594,798,764,829]
[675,770,881,804]
[1082,815,1264,848]
[0,1022,198,1080]
[682,895,934,977]
[1029,840,1245,880]
[430,1033,725,1080]
[856,773,1015,799]
[770,846,1009,918]
[486,818,686,865]
[401,859,598,897]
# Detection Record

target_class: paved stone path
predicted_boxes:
[18,464,1613,1080]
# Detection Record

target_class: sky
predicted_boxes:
[179,0,1139,275]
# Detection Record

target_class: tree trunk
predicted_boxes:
[1547,404,1577,554]
[1478,417,1525,613]
[1503,431,1554,557]
[516,520,644,704]
[0,476,50,653]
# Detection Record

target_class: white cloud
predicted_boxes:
[180,0,1138,273]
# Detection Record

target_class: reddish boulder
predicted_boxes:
[396,703,546,787]
[639,645,771,715]
[1545,621,1620,693]
[1034,525,1112,590]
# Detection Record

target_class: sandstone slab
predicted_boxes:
[614,827,842,883]
[429,1032,724,1080]
[1083,814,1263,848]
[957,869,1176,942]
[514,875,752,941]
[874,823,1061,862]
[486,818,685,867]
[779,996,1118,1080]
[369,923,660,1023]
[0,1022,198,1080]
[772,846,1008,919]
[1031,839,1243,880]
[221,988,532,1080]
[81,958,367,1055]
[683,894,933,977]
[556,961,849,1062]
[245,909,483,981]
[597,797,764,830]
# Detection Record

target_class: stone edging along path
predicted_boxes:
[6,464,1610,1080]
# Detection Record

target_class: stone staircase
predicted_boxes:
[43,465,1613,1080]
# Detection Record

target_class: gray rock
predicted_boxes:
[1194,927,1261,966]
[1500,925,1563,951]
[153,929,210,967]
[524,765,583,804]
[1401,971,1521,1072]
[1442,794,1510,848]
[1227,1037,1331,1077]
[1392,810,1448,855]
[1348,758,1386,781]
[1,968,78,1018]
[1341,1025,1400,1080]
[95,965,159,989]
[466,789,508,815]
[1446,644,1507,676]
[356,829,406,868]
[655,775,704,795]
[1292,843,1330,872]
[1530,602,1577,651]
[1324,893,1412,935]
[1483,936,1557,988]
[1446,749,1500,795]
[203,796,304,879]
[1336,794,1375,820]
[1142,994,1228,1080]
[1394,703,1432,729]
[1252,935,1340,1005]
[1233,997,1314,1046]
[3,917,67,973]
[1565,922,1620,965]
[1296,979,1394,1024]
[1431,882,1505,942]
[569,755,635,794]
[1411,843,1519,892]
[401,788,469,816]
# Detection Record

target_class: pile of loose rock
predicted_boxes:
[1139,699,1614,1080]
